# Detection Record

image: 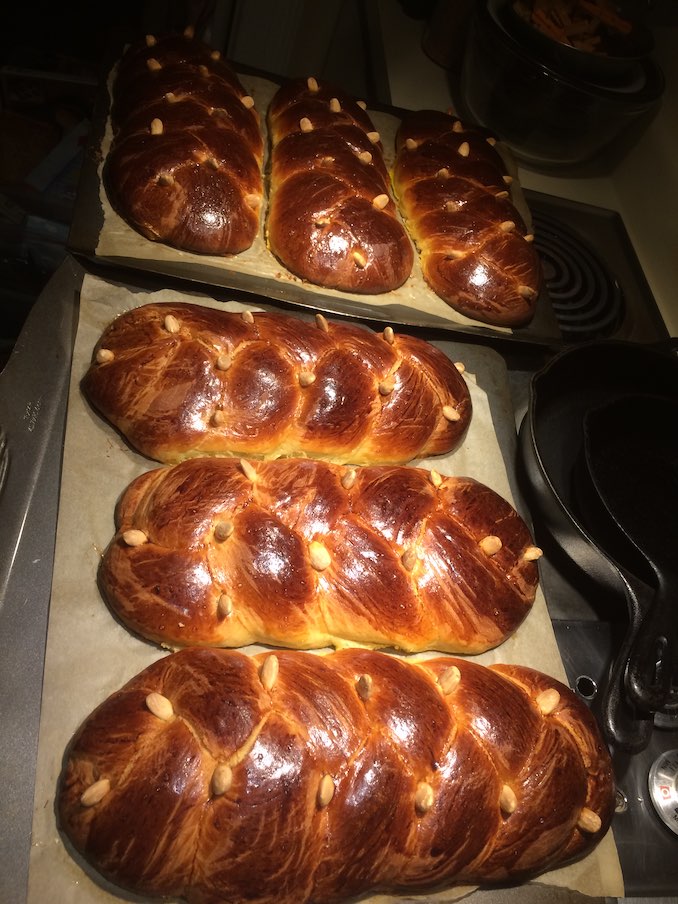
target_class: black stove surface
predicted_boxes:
[524,189,670,346]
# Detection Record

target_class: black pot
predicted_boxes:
[459,0,665,169]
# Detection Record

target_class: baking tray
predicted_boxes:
[6,261,618,903]
[67,59,561,348]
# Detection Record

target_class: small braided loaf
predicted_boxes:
[104,28,263,255]
[266,76,414,293]
[59,647,615,904]
[393,110,542,327]
[101,457,542,653]
[82,302,472,464]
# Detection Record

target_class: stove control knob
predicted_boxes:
[648,749,678,837]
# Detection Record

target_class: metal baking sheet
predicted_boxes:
[18,267,621,903]
[67,63,561,347]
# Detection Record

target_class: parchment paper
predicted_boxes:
[91,71,559,341]
[27,273,623,903]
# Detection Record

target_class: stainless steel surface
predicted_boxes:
[0,257,79,904]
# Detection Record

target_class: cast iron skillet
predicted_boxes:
[580,394,678,714]
[518,339,678,752]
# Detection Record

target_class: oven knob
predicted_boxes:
[648,749,678,836]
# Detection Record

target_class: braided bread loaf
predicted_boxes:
[101,457,541,653]
[82,303,472,464]
[59,647,615,904]
[266,76,414,293]
[393,110,542,327]
[104,28,263,255]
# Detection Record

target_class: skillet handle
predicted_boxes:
[601,574,654,752]
[626,571,678,714]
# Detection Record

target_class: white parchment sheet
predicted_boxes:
[27,273,623,903]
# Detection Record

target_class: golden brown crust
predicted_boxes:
[82,302,472,464]
[266,77,414,293]
[104,31,263,255]
[58,648,616,903]
[393,110,542,327]
[100,457,540,653]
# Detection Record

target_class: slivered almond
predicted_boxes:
[316,313,329,332]
[442,405,460,422]
[367,131,380,144]
[317,774,335,808]
[150,117,164,135]
[260,654,279,690]
[401,548,417,571]
[80,778,111,807]
[372,193,389,210]
[147,58,162,71]
[96,348,114,364]
[356,674,372,700]
[146,692,174,721]
[415,782,434,815]
[457,141,470,157]
[438,665,461,695]
[309,541,331,571]
[122,529,148,547]
[307,76,319,92]
[217,593,233,618]
[341,468,357,490]
[240,459,257,482]
[383,326,395,345]
[536,688,560,715]
[214,520,234,541]
[300,116,313,132]
[216,353,232,371]
[577,807,602,833]
[479,535,502,555]
[211,764,233,796]
[299,370,316,387]
[329,97,341,112]
[500,785,517,815]
[241,310,255,324]
[241,95,255,109]
[164,313,180,333]
[523,545,543,561]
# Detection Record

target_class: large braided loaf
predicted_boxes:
[266,76,414,293]
[101,457,541,653]
[59,647,615,904]
[393,110,542,327]
[82,302,472,464]
[104,29,263,255]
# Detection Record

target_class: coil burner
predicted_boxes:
[531,210,625,342]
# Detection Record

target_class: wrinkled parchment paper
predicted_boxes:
[92,72,558,340]
[27,273,623,903]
